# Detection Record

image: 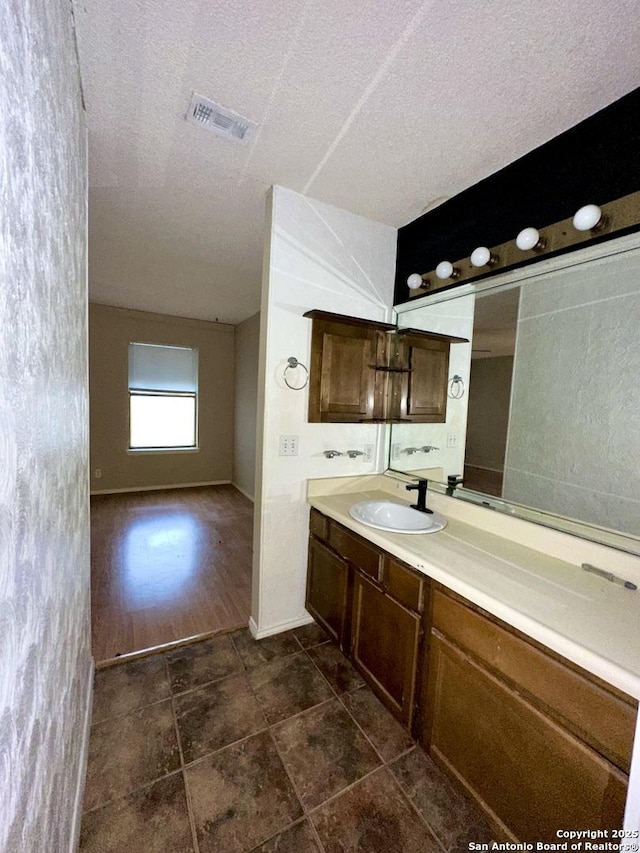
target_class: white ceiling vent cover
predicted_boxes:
[186,93,257,145]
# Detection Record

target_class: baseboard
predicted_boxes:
[231,482,254,502]
[90,480,231,496]
[249,613,314,640]
[69,657,94,853]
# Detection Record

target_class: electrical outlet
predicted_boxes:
[391,443,401,458]
[363,444,374,463]
[94,469,102,479]
[279,435,299,456]
[446,433,459,449]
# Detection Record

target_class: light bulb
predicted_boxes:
[470,246,491,268]
[407,273,424,290]
[516,227,541,251]
[436,261,454,279]
[572,204,602,232]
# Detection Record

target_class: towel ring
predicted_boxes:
[284,356,309,390]
[447,374,465,399]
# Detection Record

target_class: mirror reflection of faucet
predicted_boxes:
[404,446,439,455]
[446,475,464,496]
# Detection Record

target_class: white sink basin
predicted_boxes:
[349,500,447,534]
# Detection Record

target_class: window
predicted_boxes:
[128,342,198,450]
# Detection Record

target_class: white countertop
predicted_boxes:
[308,484,640,701]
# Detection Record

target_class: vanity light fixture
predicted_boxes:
[435,261,458,280]
[516,226,544,251]
[572,204,603,232]
[407,273,425,290]
[469,246,495,268]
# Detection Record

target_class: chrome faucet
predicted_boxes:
[323,450,343,458]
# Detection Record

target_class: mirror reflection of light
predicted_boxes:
[121,512,201,607]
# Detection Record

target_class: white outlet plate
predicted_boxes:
[363,444,374,463]
[447,433,458,449]
[94,469,102,478]
[391,443,401,458]
[279,435,299,456]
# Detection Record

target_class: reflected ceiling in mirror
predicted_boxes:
[390,233,640,555]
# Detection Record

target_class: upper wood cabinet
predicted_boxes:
[305,311,394,423]
[304,310,467,423]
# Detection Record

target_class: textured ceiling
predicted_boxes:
[72,0,640,324]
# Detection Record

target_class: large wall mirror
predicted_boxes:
[390,233,640,556]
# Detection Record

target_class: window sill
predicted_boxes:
[127,447,200,455]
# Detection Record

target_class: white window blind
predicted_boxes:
[128,343,199,450]
[128,343,198,392]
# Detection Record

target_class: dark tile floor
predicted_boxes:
[80,622,494,853]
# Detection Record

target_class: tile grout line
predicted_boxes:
[81,765,187,817]
[167,652,201,853]
[334,685,400,766]
[385,758,450,853]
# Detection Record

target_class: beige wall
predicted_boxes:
[233,312,260,500]
[89,304,235,492]
[1,0,91,849]
[465,356,514,472]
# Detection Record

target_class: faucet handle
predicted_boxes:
[346,450,364,458]
[421,445,440,452]
[323,450,343,458]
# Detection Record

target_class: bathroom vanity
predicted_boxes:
[305,476,640,841]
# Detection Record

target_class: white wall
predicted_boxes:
[252,187,397,636]
[504,248,640,534]
[233,312,260,500]
[0,1,91,850]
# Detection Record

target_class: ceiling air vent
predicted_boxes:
[186,93,257,145]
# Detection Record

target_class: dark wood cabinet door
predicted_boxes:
[306,537,349,648]
[350,571,421,727]
[398,332,450,422]
[425,631,628,840]
[308,320,379,422]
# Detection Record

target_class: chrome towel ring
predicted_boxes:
[447,374,465,399]
[284,356,309,390]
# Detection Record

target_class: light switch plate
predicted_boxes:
[279,435,299,456]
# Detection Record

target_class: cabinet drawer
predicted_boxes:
[427,632,627,840]
[432,589,637,772]
[309,508,329,541]
[328,523,383,581]
[384,557,425,613]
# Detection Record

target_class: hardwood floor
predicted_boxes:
[91,485,253,663]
